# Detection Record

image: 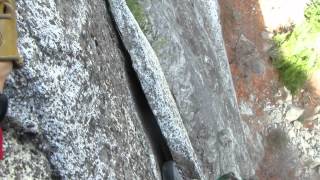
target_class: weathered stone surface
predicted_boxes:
[0,119,51,179]
[1,0,160,179]
[108,0,202,179]
[236,35,266,75]
[285,106,304,122]
[132,0,263,179]
[0,0,270,179]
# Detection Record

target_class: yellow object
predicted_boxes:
[0,0,22,68]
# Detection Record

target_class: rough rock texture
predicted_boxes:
[0,119,51,179]
[0,0,266,179]
[1,0,160,179]
[108,0,202,179]
[235,35,266,76]
[132,0,264,179]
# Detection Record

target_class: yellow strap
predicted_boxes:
[0,0,22,68]
[0,56,20,61]
[0,3,3,13]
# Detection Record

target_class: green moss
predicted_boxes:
[272,0,320,94]
[126,0,151,34]
[126,0,168,54]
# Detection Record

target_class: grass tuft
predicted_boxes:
[126,0,152,34]
[272,0,320,94]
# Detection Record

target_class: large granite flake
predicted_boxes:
[108,0,202,179]
[132,0,264,179]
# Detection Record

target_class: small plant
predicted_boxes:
[125,0,168,54]
[126,0,152,35]
[272,0,320,94]
[305,0,320,24]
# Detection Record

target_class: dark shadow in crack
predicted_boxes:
[104,0,173,173]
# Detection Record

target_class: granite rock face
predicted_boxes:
[0,0,263,179]
[0,120,52,179]
[131,0,264,179]
[1,0,159,179]
[108,0,202,179]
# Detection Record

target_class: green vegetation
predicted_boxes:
[126,0,168,54]
[126,0,152,34]
[272,0,320,94]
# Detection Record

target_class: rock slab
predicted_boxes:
[1,0,160,179]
